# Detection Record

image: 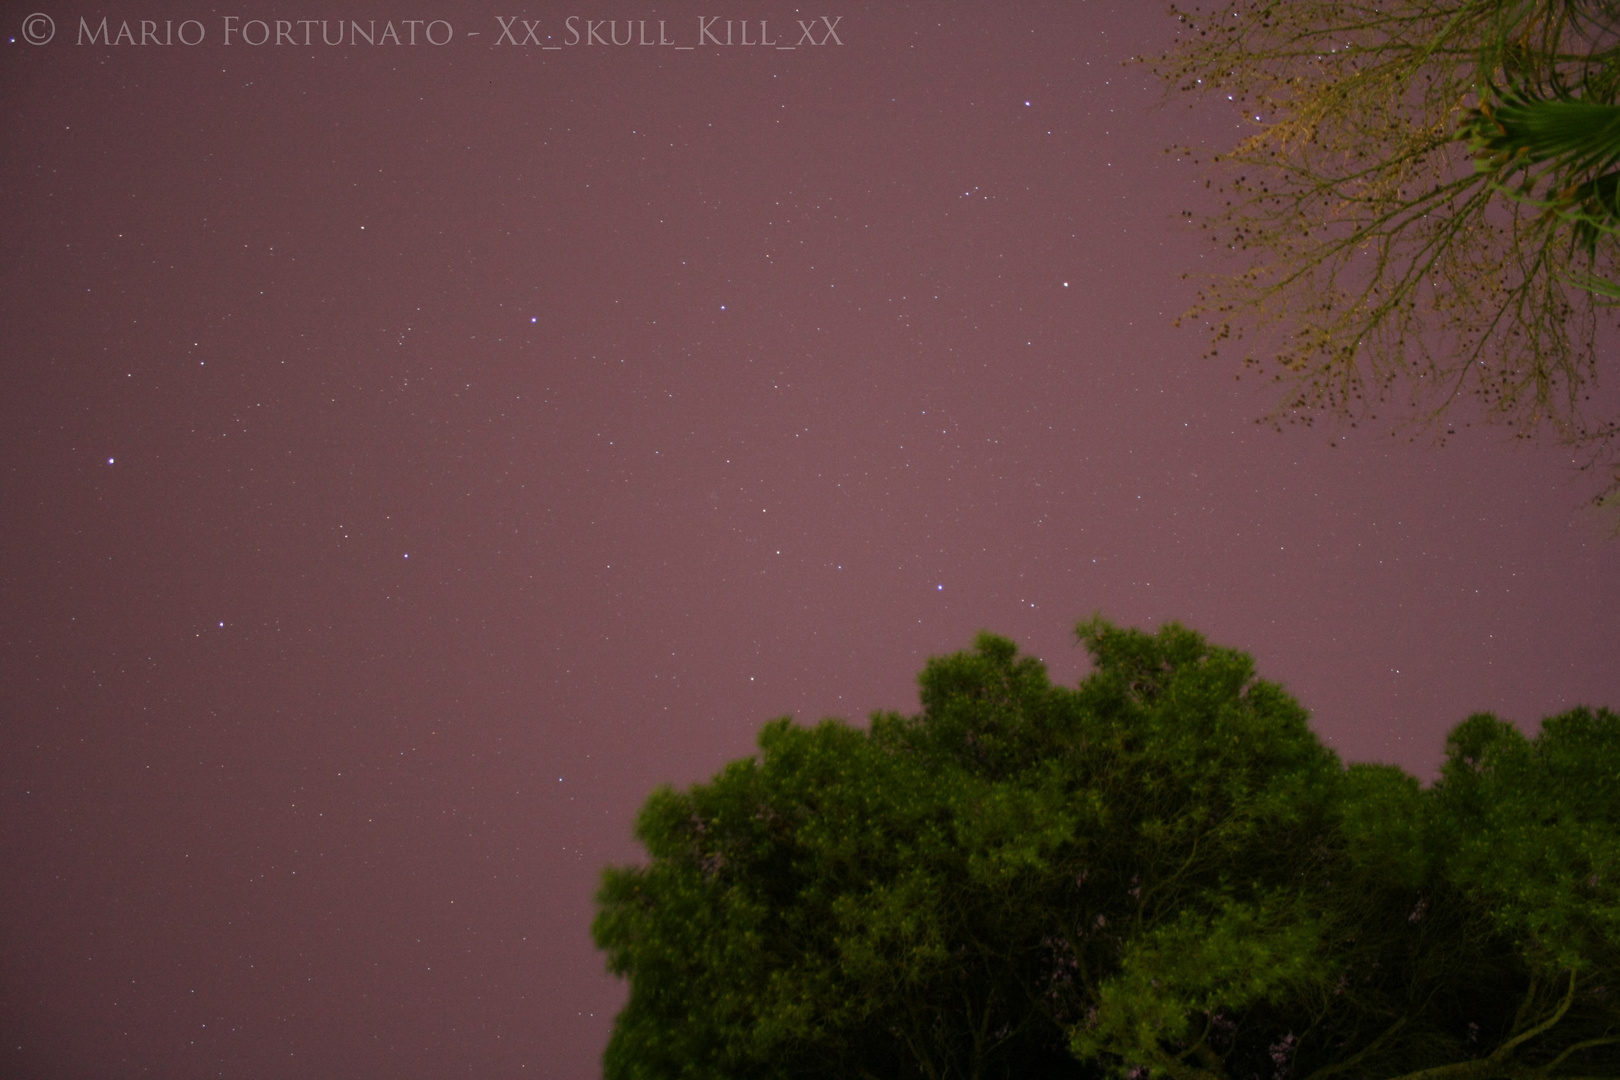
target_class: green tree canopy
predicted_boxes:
[594,619,1620,1080]
[1152,0,1620,512]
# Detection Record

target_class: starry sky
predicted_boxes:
[2,3,1617,1077]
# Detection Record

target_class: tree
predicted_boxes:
[1081,704,1620,1080]
[593,619,1620,1080]
[1151,1,1620,511]
[592,635,1097,1080]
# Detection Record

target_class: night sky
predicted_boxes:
[3,3,1617,1077]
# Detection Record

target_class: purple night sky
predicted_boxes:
[2,3,1616,1076]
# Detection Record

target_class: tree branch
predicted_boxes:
[1538,1035,1620,1076]
[1300,1016,1408,1080]
[1494,970,1578,1062]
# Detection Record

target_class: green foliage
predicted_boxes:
[1071,895,1330,1077]
[1434,708,1620,973]
[594,619,1620,1080]
[1339,763,1427,890]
